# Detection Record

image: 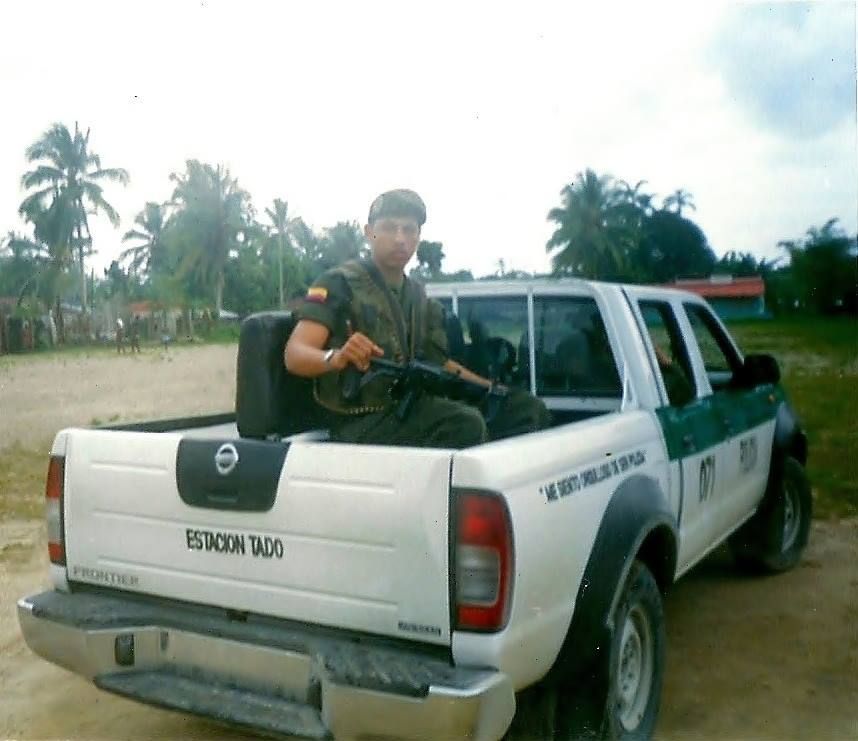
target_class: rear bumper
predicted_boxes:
[18,590,515,740]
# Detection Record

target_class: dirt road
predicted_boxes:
[1,344,856,739]
[0,344,236,451]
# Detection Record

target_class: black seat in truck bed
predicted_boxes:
[235,311,334,439]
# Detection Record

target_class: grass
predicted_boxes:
[728,317,858,519]
[0,443,49,521]
[0,324,241,362]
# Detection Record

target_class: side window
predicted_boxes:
[453,296,529,388]
[531,297,621,397]
[683,303,742,391]
[638,301,696,407]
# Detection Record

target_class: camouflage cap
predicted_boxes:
[367,189,427,226]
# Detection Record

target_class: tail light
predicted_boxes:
[453,490,513,632]
[46,456,66,565]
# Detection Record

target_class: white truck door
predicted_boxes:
[680,302,777,538]
[628,296,729,573]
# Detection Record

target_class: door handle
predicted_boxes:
[682,433,696,453]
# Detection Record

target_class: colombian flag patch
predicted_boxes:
[305,286,328,303]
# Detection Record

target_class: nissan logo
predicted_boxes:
[214,443,239,476]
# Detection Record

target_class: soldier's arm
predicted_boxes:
[443,359,493,389]
[285,320,383,377]
[423,300,494,389]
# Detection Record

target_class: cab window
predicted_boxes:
[436,297,453,315]
[450,296,529,389]
[638,301,696,407]
[529,297,621,398]
[683,303,742,391]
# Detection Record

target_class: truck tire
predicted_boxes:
[506,561,665,740]
[597,560,665,740]
[729,456,811,573]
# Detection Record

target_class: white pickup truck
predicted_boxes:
[17,279,811,740]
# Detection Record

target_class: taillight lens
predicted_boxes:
[454,491,513,632]
[46,456,65,565]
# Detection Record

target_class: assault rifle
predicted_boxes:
[342,357,509,422]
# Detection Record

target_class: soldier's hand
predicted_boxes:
[654,345,673,368]
[331,331,383,372]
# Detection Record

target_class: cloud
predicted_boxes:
[1,1,854,281]
[710,2,856,139]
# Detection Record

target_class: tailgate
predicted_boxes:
[62,429,453,645]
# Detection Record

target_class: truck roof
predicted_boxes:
[425,278,701,303]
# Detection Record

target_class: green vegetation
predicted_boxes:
[0,443,49,521]
[3,123,855,345]
[16,122,129,342]
[729,318,858,519]
[546,170,857,317]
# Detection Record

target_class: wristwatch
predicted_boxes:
[322,348,337,366]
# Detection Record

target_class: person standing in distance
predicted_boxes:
[284,188,550,448]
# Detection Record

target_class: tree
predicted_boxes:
[311,221,366,277]
[663,188,695,216]
[616,179,655,227]
[19,122,129,312]
[120,202,168,279]
[265,198,290,308]
[637,209,716,282]
[0,231,48,304]
[547,170,720,283]
[715,251,779,278]
[433,269,474,283]
[167,160,252,314]
[414,240,445,280]
[289,217,320,257]
[778,218,858,314]
[547,169,630,279]
[11,202,80,340]
[222,220,307,315]
[223,236,272,316]
[102,260,129,299]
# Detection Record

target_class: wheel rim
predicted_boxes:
[781,476,801,551]
[616,603,654,731]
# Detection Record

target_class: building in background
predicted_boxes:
[666,275,767,320]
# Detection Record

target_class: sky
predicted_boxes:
[0,0,855,279]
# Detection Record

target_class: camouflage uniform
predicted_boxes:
[298,258,550,448]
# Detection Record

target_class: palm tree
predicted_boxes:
[617,179,654,215]
[0,231,49,305]
[19,122,129,313]
[264,198,290,309]
[168,160,251,315]
[663,188,695,216]
[15,200,80,341]
[778,218,857,314]
[416,240,445,279]
[120,202,168,279]
[316,221,367,273]
[546,169,628,279]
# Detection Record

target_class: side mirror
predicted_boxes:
[738,353,780,387]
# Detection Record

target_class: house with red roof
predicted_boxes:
[666,275,767,319]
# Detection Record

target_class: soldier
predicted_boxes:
[285,188,550,448]
[115,317,125,354]
[129,315,142,353]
